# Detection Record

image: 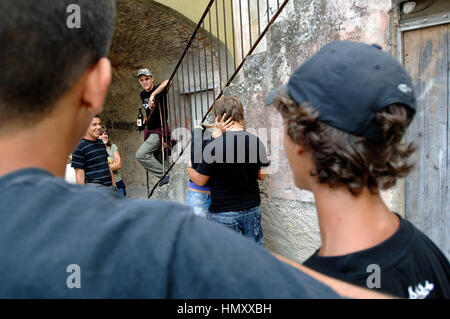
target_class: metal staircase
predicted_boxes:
[147,0,290,197]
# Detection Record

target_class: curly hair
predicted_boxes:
[273,90,416,195]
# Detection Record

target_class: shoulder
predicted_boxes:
[169,216,339,298]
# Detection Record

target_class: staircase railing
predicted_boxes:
[147,0,290,197]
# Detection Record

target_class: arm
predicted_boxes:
[271,252,396,299]
[257,168,267,181]
[75,168,85,185]
[109,150,122,171]
[149,79,173,105]
[187,166,210,186]
[109,166,117,188]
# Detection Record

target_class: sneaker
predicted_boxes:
[159,175,170,187]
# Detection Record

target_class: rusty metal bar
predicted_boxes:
[257,0,261,36]
[215,0,223,90]
[196,28,204,125]
[185,51,193,131]
[191,48,198,127]
[208,10,216,112]
[239,0,244,62]
[222,0,229,82]
[180,60,187,129]
[202,20,210,115]
[248,0,252,47]
[176,70,184,129]
[230,0,237,71]
[172,77,177,129]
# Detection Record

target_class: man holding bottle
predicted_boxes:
[135,68,173,186]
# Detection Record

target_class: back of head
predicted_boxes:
[213,96,245,124]
[266,41,418,194]
[0,0,116,130]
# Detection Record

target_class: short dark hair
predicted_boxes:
[274,91,416,195]
[0,0,116,128]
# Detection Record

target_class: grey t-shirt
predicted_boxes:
[0,168,340,298]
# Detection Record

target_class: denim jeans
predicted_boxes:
[116,180,126,197]
[185,190,211,218]
[208,206,264,246]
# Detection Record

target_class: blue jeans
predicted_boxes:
[208,206,264,246]
[185,190,211,218]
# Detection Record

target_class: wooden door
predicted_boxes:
[403,23,449,259]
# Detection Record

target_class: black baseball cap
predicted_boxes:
[265,41,417,141]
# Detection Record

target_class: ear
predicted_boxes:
[81,58,111,115]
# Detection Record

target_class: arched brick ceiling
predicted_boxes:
[109,0,211,70]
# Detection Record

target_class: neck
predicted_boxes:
[311,183,400,257]
[84,134,97,141]
[0,123,72,178]
[145,84,154,92]
[228,122,244,131]
[0,96,90,179]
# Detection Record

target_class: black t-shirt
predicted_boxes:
[140,84,168,130]
[303,214,450,299]
[190,125,213,171]
[196,130,270,212]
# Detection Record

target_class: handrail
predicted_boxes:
[147,0,291,198]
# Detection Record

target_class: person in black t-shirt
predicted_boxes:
[135,69,173,186]
[265,41,450,298]
[185,117,234,218]
[187,96,270,246]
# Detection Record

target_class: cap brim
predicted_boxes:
[264,86,286,106]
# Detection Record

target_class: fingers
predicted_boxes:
[221,113,227,122]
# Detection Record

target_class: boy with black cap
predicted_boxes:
[266,40,450,298]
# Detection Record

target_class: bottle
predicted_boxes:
[137,107,144,131]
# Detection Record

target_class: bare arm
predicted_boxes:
[271,252,396,299]
[257,168,267,181]
[187,166,210,186]
[75,168,85,185]
[109,166,117,188]
[109,150,122,171]
[149,79,173,105]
